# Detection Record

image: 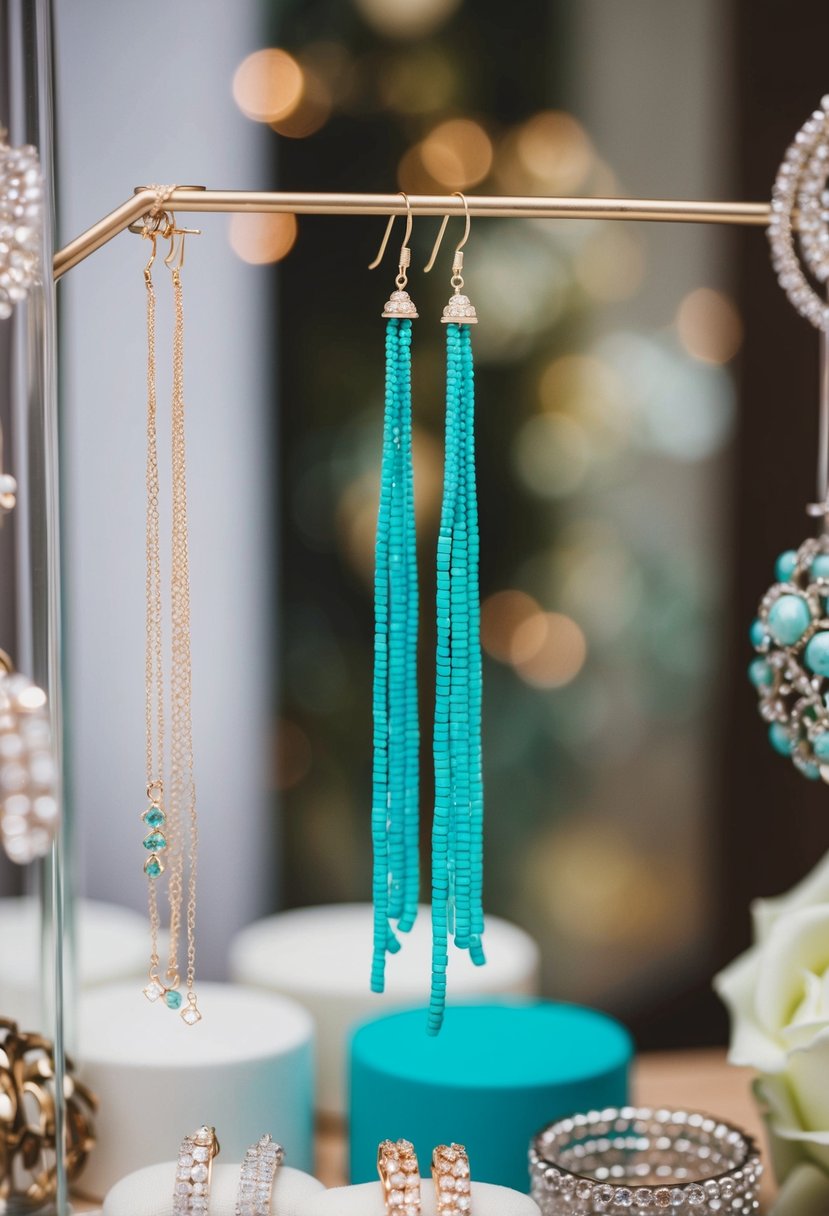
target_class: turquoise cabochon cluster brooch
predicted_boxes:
[750,539,829,781]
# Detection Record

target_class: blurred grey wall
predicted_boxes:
[54,0,274,974]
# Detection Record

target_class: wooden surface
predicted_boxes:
[74,1049,773,1211]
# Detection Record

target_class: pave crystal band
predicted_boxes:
[432,1143,472,1214]
[236,1132,285,1216]
[378,1138,422,1214]
[530,1107,762,1215]
[768,95,829,330]
[172,1125,220,1215]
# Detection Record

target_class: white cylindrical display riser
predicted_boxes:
[0,897,151,1028]
[102,1162,325,1216]
[77,982,314,1198]
[229,904,540,1115]
[307,1180,540,1214]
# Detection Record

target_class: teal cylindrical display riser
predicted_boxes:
[349,1000,633,1193]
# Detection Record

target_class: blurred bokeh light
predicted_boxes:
[233,48,304,123]
[229,212,298,263]
[354,0,463,40]
[676,287,743,365]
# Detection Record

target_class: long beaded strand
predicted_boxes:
[429,274,485,1036]
[371,264,420,992]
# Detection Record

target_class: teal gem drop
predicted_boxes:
[813,554,829,580]
[767,594,811,646]
[806,632,829,677]
[749,618,768,649]
[143,830,167,852]
[814,732,829,762]
[165,989,183,1010]
[748,658,773,689]
[143,805,165,829]
[769,723,794,757]
[144,855,162,878]
[775,550,798,582]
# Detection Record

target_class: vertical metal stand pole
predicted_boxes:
[4,0,69,1211]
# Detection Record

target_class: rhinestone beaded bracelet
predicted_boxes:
[530,1107,762,1215]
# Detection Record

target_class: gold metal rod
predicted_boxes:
[54,188,772,280]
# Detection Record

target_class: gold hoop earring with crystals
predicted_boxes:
[172,1125,220,1215]
[432,1144,472,1214]
[0,650,59,864]
[378,1139,422,1214]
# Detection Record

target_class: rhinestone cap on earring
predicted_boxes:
[382,285,419,318]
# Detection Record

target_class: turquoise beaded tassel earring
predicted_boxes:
[752,100,829,781]
[425,195,485,1035]
[368,198,421,992]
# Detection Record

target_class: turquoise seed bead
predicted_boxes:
[813,732,829,762]
[143,806,165,828]
[748,658,773,689]
[371,317,420,994]
[165,989,183,1010]
[767,594,811,646]
[813,554,829,580]
[803,762,821,780]
[749,618,767,649]
[769,723,794,756]
[805,631,829,676]
[143,830,167,851]
[775,549,798,582]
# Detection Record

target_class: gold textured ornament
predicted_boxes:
[0,1017,96,1211]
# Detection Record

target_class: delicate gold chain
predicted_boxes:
[170,264,199,1006]
[141,210,201,1022]
[144,258,163,981]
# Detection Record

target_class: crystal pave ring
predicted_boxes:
[378,1139,422,1214]
[236,1133,285,1216]
[173,1125,220,1215]
[432,1144,473,1214]
[530,1108,762,1215]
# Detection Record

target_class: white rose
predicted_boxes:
[715,848,829,1180]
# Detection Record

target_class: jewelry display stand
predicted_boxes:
[41,185,777,1210]
[229,904,540,1115]
[76,982,315,1196]
[102,1163,325,1216]
[0,8,792,1204]
[305,1180,539,1214]
[0,897,152,1026]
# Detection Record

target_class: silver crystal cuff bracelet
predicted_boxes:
[530,1107,762,1215]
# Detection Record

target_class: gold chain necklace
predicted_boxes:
[139,193,202,1025]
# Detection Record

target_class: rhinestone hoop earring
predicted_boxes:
[751,98,829,780]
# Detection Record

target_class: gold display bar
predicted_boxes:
[53,187,773,280]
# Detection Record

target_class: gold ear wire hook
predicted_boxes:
[424,192,471,273]
[162,212,201,272]
[143,229,158,280]
[368,192,413,270]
